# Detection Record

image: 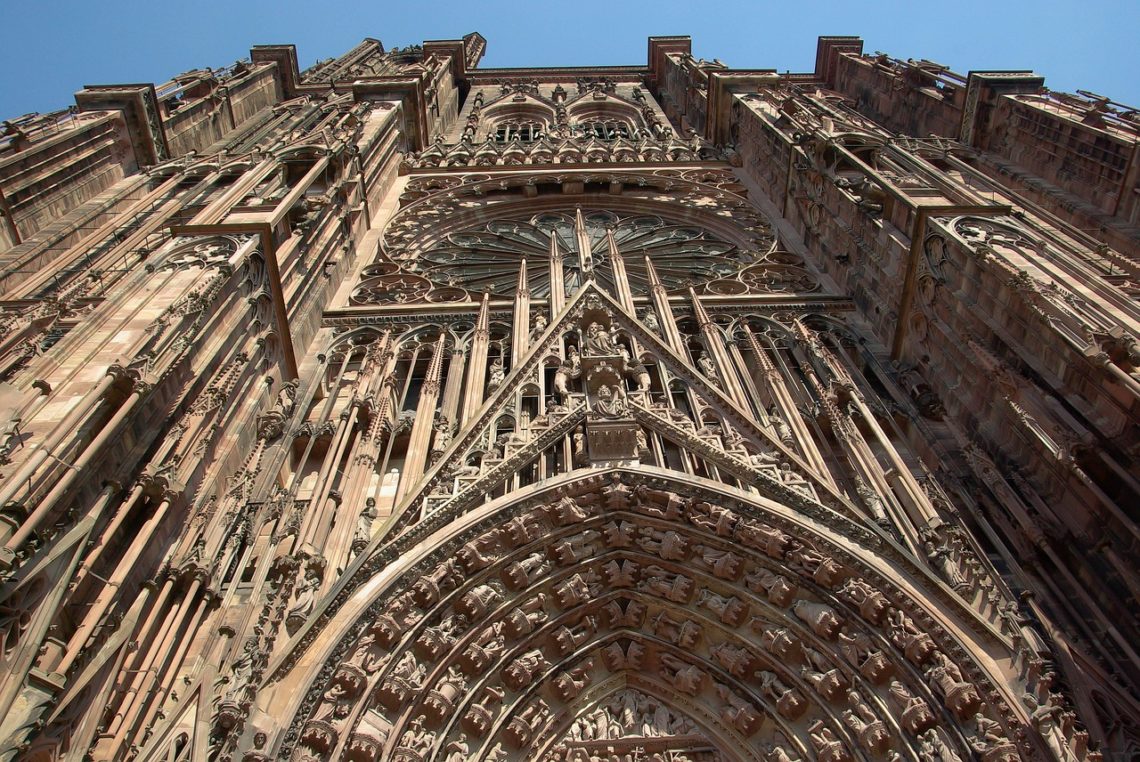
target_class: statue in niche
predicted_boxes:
[768,404,793,443]
[531,312,548,337]
[1023,693,1079,762]
[697,351,719,381]
[584,322,618,355]
[921,528,968,589]
[488,357,505,390]
[635,426,650,455]
[433,423,452,453]
[593,384,629,418]
[642,310,660,332]
[853,475,889,525]
[275,379,299,416]
[286,566,322,632]
[222,638,260,702]
[352,498,377,549]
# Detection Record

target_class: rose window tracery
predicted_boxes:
[365,210,779,302]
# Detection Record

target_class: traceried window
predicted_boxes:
[493,121,544,144]
[391,209,756,299]
[573,121,632,141]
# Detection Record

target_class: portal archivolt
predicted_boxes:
[267,468,1027,762]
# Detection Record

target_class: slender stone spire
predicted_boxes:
[644,255,684,354]
[549,229,566,316]
[606,227,635,312]
[397,332,447,500]
[463,292,492,426]
[574,206,594,274]
[512,258,530,361]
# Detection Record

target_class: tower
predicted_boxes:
[0,32,1137,762]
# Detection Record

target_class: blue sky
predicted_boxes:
[1,0,1137,120]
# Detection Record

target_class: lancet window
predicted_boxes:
[492,119,545,143]
[572,120,633,140]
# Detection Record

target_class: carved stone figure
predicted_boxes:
[709,642,752,676]
[502,550,551,589]
[352,497,377,549]
[745,567,796,606]
[554,346,582,397]
[694,545,743,579]
[593,384,629,417]
[443,733,469,762]
[585,322,618,355]
[809,721,852,762]
[918,728,964,762]
[286,565,322,633]
[636,526,689,560]
[396,715,434,757]
[697,351,718,381]
[488,357,505,390]
[889,679,936,733]
[768,404,793,443]
[716,682,761,735]
[735,519,793,557]
[223,638,260,703]
[652,610,702,648]
[638,565,694,602]
[792,599,843,639]
[503,649,550,690]
[697,588,748,625]
[758,670,808,719]
[658,653,704,695]
[922,529,969,590]
[926,651,981,719]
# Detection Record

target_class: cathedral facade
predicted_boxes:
[0,31,1137,762]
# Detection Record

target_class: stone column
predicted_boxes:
[741,326,826,480]
[55,489,176,674]
[0,371,119,546]
[302,402,360,553]
[104,575,203,755]
[689,289,751,411]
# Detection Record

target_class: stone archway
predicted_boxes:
[263,467,1029,762]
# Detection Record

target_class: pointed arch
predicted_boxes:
[262,464,1035,761]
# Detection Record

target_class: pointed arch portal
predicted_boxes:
[266,465,1025,762]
